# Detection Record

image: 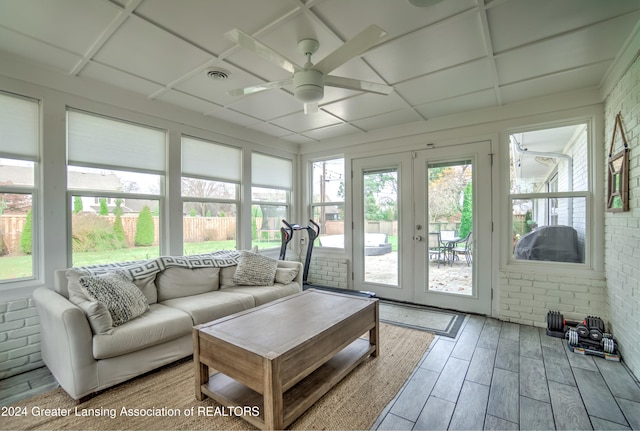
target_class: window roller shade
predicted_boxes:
[0,93,39,161]
[182,136,241,182]
[252,153,292,189]
[67,110,165,173]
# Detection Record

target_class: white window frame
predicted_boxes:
[504,119,596,271]
[66,109,166,265]
[0,92,40,285]
[251,152,292,250]
[310,157,346,250]
[181,135,241,254]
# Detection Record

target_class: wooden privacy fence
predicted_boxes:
[0,215,239,254]
[1,215,26,255]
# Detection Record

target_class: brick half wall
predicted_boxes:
[0,298,43,379]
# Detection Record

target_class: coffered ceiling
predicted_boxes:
[0,0,638,146]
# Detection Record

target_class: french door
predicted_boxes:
[352,141,492,315]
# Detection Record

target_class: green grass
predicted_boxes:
[0,254,33,280]
[0,240,286,281]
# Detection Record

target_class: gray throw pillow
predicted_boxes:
[79,272,149,327]
[232,251,277,286]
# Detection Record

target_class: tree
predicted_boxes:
[113,213,126,243]
[113,198,124,216]
[458,183,472,239]
[524,210,534,234]
[73,196,83,214]
[0,188,32,213]
[364,172,398,221]
[20,209,33,254]
[134,206,154,246]
[99,198,108,216]
[182,178,234,217]
[427,164,471,222]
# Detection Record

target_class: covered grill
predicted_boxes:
[514,225,582,263]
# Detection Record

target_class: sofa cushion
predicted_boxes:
[232,251,277,286]
[92,304,193,360]
[275,267,300,284]
[133,275,158,304]
[80,272,149,327]
[155,267,220,301]
[160,291,255,325]
[223,282,302,306]
[219,265,238,289]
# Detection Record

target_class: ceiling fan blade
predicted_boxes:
[225,28,302,73]
[314,25,388,74]
[325,75,393,95]
[228,78,292,96]
[304,102,319,114]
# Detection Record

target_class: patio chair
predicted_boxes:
[452,231,473,266]
[428,232,448,268]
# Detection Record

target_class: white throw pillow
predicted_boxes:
[232,251,277,286]
[274,267,300,284]
[76,301,114,335]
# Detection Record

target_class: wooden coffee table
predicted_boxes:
[193,289,379,430]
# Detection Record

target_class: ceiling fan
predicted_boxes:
[225,25,394,114]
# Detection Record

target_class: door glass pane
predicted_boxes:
[363,169,398,286]
[427,160,473,296]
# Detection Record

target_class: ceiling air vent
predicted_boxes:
[206,68,230,80]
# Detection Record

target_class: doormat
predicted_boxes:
[379,301,466,338]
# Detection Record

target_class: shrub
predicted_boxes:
[458,183,472,239]
[113,213,126,244]
[20,209,33,254]
[72,213,125,252]
[524,210,533,234]
[135,206,155,246]
[99,198,108,216]
[73,196,83,214]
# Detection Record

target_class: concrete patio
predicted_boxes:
[365,252,472,295]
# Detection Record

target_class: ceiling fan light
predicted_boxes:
[295,85,324,103]
[294,69,324,103]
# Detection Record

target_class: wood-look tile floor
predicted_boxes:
[2,315,639,431]
[373,315,640,430]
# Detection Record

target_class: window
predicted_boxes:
[509,123,589,264]
[181,136,240,255]
[0,92,39,283]
[251,153,291,250]
[311,158,345,248]
[67,110,165,266]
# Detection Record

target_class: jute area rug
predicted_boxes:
[3,323,433,431]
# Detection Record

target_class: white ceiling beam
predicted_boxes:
[70,0,143,76]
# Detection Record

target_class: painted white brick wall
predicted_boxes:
[307,256,349,289]
[604,55,640,379]
[498,271,606,327]
[0,298,43,379]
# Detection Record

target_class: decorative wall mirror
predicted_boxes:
[607,113,629,212]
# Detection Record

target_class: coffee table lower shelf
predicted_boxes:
[200,337,374,430]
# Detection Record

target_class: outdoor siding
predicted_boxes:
[603,54,640,379]
[0,299,42,379]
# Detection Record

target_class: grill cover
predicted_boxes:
[514,225,582,263]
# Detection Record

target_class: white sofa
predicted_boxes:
[33,251,303,401]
